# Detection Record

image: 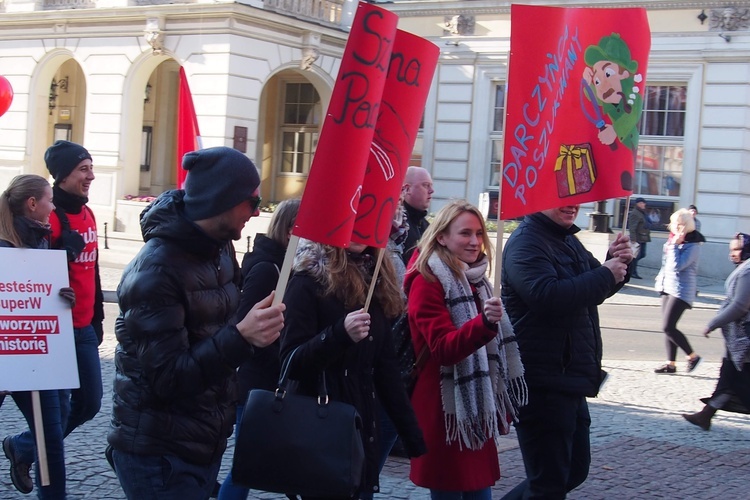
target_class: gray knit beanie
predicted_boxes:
[182,147,260,221]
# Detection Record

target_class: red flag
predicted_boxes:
[501,5,650,219]
[351,30,439,248]
[176,67,202,189]
[293,2,398,247]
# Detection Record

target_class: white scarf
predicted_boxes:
[427,252,527,450]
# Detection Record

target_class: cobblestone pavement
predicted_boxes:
[2,260,747,498]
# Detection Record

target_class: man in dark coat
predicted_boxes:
[500,205,633,499]
[401,166,434,265]
[628,197,650,278]
[107,147,286,498]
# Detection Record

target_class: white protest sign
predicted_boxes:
[0,247,79,391]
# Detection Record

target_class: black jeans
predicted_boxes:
[501,389,591,500]
[661,294,693,361]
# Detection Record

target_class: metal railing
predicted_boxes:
[263,0,346,27]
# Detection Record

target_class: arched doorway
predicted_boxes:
[259,69,331,203]
[48,59,86,149]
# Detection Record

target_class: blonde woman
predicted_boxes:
[654,208,705,374]
[405,200,526,499]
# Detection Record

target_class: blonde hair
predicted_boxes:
[323,245,403,318]
[413,200,493,281]
[669,208,695,234]
[266,198,300,247]
[0,175,51,248]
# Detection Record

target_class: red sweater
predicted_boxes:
[405,268,502,491]
[50,207,98,328]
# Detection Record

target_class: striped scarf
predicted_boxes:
[428,252,527,450]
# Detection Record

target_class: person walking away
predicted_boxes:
[405,200,527,500]
[401,166,434,266]
[0,174,74,498]
[107,147,286,498]
[683,232,750,430]
[654,208,705,374]
[628,197,650,279]
[218,198,300,500]
[281,238,426,499]
[4,141,104,495]
[501,204,632,499]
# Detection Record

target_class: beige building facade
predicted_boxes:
[0,0,748,276]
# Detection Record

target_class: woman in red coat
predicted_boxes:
[404,200,527,500]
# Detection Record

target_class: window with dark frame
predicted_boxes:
[489,83,506,187]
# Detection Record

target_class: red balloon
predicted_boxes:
[0,76,14,117]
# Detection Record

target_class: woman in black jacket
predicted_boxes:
[0,174,74,498]
[218,198,300,499]
[280,239,426,499]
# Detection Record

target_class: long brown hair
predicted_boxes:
[323,245,403,318]
[413,200,494,281]
[0,174,51,248]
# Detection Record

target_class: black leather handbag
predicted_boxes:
[231,347,365,498]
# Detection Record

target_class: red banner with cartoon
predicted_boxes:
[293,2,398,247]
[501,5,650,219]
[351,30,439,248]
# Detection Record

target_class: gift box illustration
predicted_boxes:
[554,143,597,198]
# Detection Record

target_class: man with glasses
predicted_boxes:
[107,147,285,498]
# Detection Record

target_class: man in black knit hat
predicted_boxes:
[3,140,104,495]
[107,146,286,498]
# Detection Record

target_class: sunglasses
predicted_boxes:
[248,195,262,212]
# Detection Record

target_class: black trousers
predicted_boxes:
[661,293,694,361]
[501,390,591,500]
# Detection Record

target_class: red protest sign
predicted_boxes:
[501,5,650,219]
[293,2,398,247]
[351,30,439,248]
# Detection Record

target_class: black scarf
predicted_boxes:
[53,185,88,214]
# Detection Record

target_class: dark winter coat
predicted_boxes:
[235,234,286,397]
[629,206,651,243]
[0,216,51,249]
[402,201,429,266]
[108,190,254,465]
[280,241,426,497]
[501,212,626,397]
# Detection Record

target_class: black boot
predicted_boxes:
[682,405,716,431]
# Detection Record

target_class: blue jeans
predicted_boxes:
[217,403,249,500]
[502,390,591,500]
[113,448,221,499]
[430,487,492,500]
[11,390,68,499]
[15,325,102,463]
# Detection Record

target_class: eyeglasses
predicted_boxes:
[248,195,262,212]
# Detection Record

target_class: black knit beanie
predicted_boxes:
[44,141,92,184]
[182,147,261,221]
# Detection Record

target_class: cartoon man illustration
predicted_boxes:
[582,33,643,152]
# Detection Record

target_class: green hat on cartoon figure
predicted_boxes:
[584,33,638,74]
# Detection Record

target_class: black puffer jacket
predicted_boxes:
[108,190,254,465]
[501,213,626,397]
[280,240,426,496]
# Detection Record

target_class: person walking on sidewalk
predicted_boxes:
[406,201,526,499]
[4,141,105,495]
[683,232,750,430]
[654,208,705,374]
[501,204,632,499]
[0,174,75,498]
[107,147,286,498]
[628,197,650,279]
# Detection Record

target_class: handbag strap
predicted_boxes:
[277,345,330,404]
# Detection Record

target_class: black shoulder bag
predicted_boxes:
[54,207,86,262]
[231,346,365,498]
